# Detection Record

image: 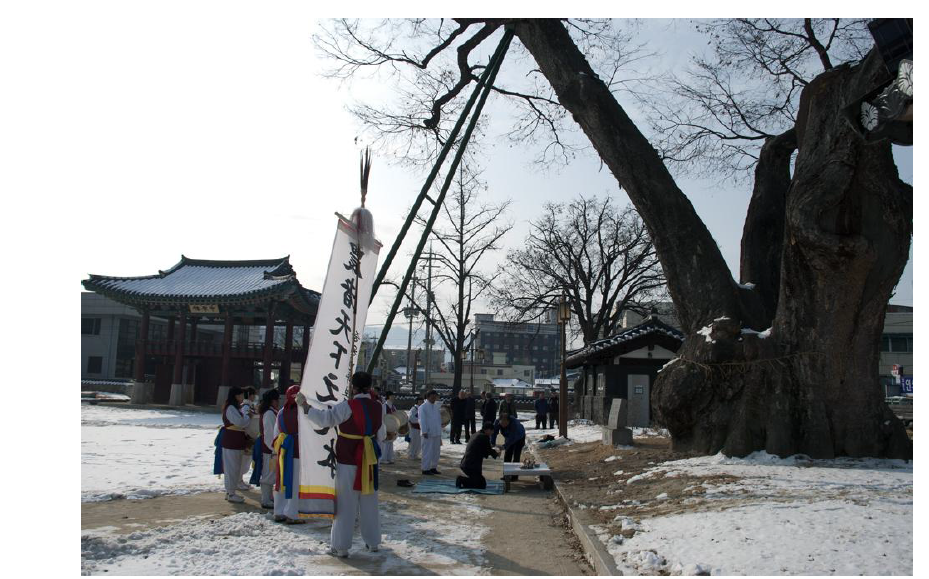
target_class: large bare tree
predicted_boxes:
[491,195,665,344]
[315,18,912,459]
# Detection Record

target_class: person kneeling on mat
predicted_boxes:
[456,423,499,489]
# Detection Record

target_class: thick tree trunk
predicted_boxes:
[515,20,747,334]
[652,52,912,459]
[516,20,911,459]
[740,129,796,322]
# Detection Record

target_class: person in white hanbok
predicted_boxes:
[258,389,280,509]
[381,391,397,464]
[407,395,423,460]
[220,387,250,503]
[271,385,311,524]
[419,390,443,475]
[300,371,386,558]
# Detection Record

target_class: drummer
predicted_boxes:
[381,391,397,464]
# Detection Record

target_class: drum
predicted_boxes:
[440,406,451,428]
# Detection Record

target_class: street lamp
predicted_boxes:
[558,293,571,438]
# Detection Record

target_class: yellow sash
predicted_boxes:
[338,431,378,494]
[273,432,287,492]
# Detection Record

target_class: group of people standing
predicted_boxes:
[216,381,553,557]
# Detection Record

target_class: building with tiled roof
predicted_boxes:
[566,313,684,428]
[82,256,319,406]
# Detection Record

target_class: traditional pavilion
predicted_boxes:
[566,313,684,427]
[82,256,320,406]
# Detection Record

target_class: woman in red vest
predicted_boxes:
[271,384,309,523]
[302,371,386,558]
[220,387,250,503]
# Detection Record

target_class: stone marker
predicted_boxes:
[602,398,633,446]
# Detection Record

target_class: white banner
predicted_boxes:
[296,213,380,518]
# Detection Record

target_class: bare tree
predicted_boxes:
[492,196,665,344]
[402,164,512,394]
[315,18,912,460]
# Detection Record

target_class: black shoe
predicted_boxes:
[422,470,435,476]
[429,468,441,475]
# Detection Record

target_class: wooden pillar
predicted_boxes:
[221,311,233,386]
[172,311,187,385]
[167,317,175,341]
[300,324,311,379]
[262,303,275,390]
[133,309,150,383]
[280,321,293,388]
[186,317,199,384]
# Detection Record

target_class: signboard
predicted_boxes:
[296,213,381,519]
[900,375,913,394]
[189,304,219,314]
[891,364,899,377]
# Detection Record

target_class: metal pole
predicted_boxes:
[559,302,568,438]
[424,245,434,393]
[406,271,417,388]
[365,29,515,375]
[470,332,475,395]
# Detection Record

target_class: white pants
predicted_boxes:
[421,435,441,471]
[382,440,394,462]
[331,463,380,552]
[273,457,310,519]
[408,428,421,459]
[240,450,252,485]
[260,451,274,505]
[222,448,244,497]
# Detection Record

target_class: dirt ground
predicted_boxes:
[535,435,746,538]
[82,441,592,576]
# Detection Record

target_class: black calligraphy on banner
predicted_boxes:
[340,278,356,310]
[317,440,337,479]
[329,309,351,343]
[316,373,340,403]
[330,340,347,369]
[344,243,364,277]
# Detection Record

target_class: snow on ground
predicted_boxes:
[596,451,913,576]
[82,405,493,575]
[82,495,490,575]
[82,404,223,501]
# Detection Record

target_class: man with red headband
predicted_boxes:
[301,371,386,558]
[270,384,309,523]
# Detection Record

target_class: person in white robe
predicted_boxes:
[419,390,442,475]
[220,387,250,503]
[271,385,311,523]
[258,389,280,509]
[381,391,397,464]
[300,371,387,558]
[408,395,423,460]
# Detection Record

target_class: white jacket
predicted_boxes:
[418,400,442,437]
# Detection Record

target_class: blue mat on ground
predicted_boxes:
[412,479,505,495]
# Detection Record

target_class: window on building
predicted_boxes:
[881,337,891,352]
[87,356,103,374]
[82,318,101,335]
[890,337,909,352]
[634,385,644,395]
[481,369,487,375]
[524,370,530,377]
[497,369,503,376]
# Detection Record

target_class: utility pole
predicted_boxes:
[405,271,417,389]
[558,293,571,439]
[423,243,434,394]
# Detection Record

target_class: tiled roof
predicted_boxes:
[82,256,319,309]
[565,316,684,369]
